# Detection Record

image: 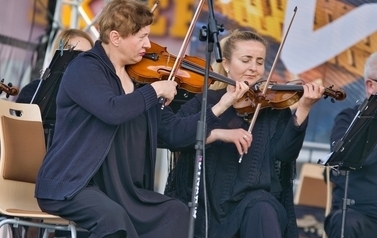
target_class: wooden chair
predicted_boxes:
[0,99,78,238]
[294,162,332,238]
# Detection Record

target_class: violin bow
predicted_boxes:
[158,0,206,109]
[239,6,298,163]
[150,0,159,13]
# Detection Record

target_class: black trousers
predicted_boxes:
[324,208,377,238]
[38,186,132,238]
[38,185,189,238]
[236,201,286,238]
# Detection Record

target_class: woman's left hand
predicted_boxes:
[295,82,325,125]
[298,82,325,109]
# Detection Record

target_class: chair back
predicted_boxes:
[0,99,46,213]
[294,163,327,208]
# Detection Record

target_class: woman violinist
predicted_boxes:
[34,0,249,237]
[165,29,325,238]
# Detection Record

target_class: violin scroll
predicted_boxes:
[0,79,19,98]
[323,85,346,102]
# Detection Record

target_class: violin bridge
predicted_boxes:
[167,54,171,66]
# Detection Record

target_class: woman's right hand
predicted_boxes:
[151,80,178,106]
[206,128,252,155]
[212,81,250,117]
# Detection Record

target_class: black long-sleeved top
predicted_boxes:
[166,89,308,238]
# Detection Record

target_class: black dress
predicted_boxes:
[165,89,302,238]
[92,112,189,237]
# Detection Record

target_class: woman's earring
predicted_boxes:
[226,70,229,74]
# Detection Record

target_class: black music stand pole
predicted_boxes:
[339,170,354,238]
[187,0,223,237]
[318,94,377,238]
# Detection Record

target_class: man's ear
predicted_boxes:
[366,79,374,95]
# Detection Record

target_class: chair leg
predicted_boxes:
[69,223,77,238]
[42,228,52,238]
[1,224,12,238]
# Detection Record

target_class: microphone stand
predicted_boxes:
[187,0,223,237]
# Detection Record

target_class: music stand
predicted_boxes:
[318,94,377,238]
[31,49,81,147]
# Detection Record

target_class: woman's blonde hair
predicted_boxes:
[52,29,94,53]
[209,30,268,90]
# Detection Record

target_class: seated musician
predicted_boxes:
[165,29,324,238]
[324,51,377,238]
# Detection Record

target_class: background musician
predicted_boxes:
[324,51,377,238]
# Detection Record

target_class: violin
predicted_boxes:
[233,79,346,117]
[126,41,235,94]
[0,79,19,98]
[125,41,347,115]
